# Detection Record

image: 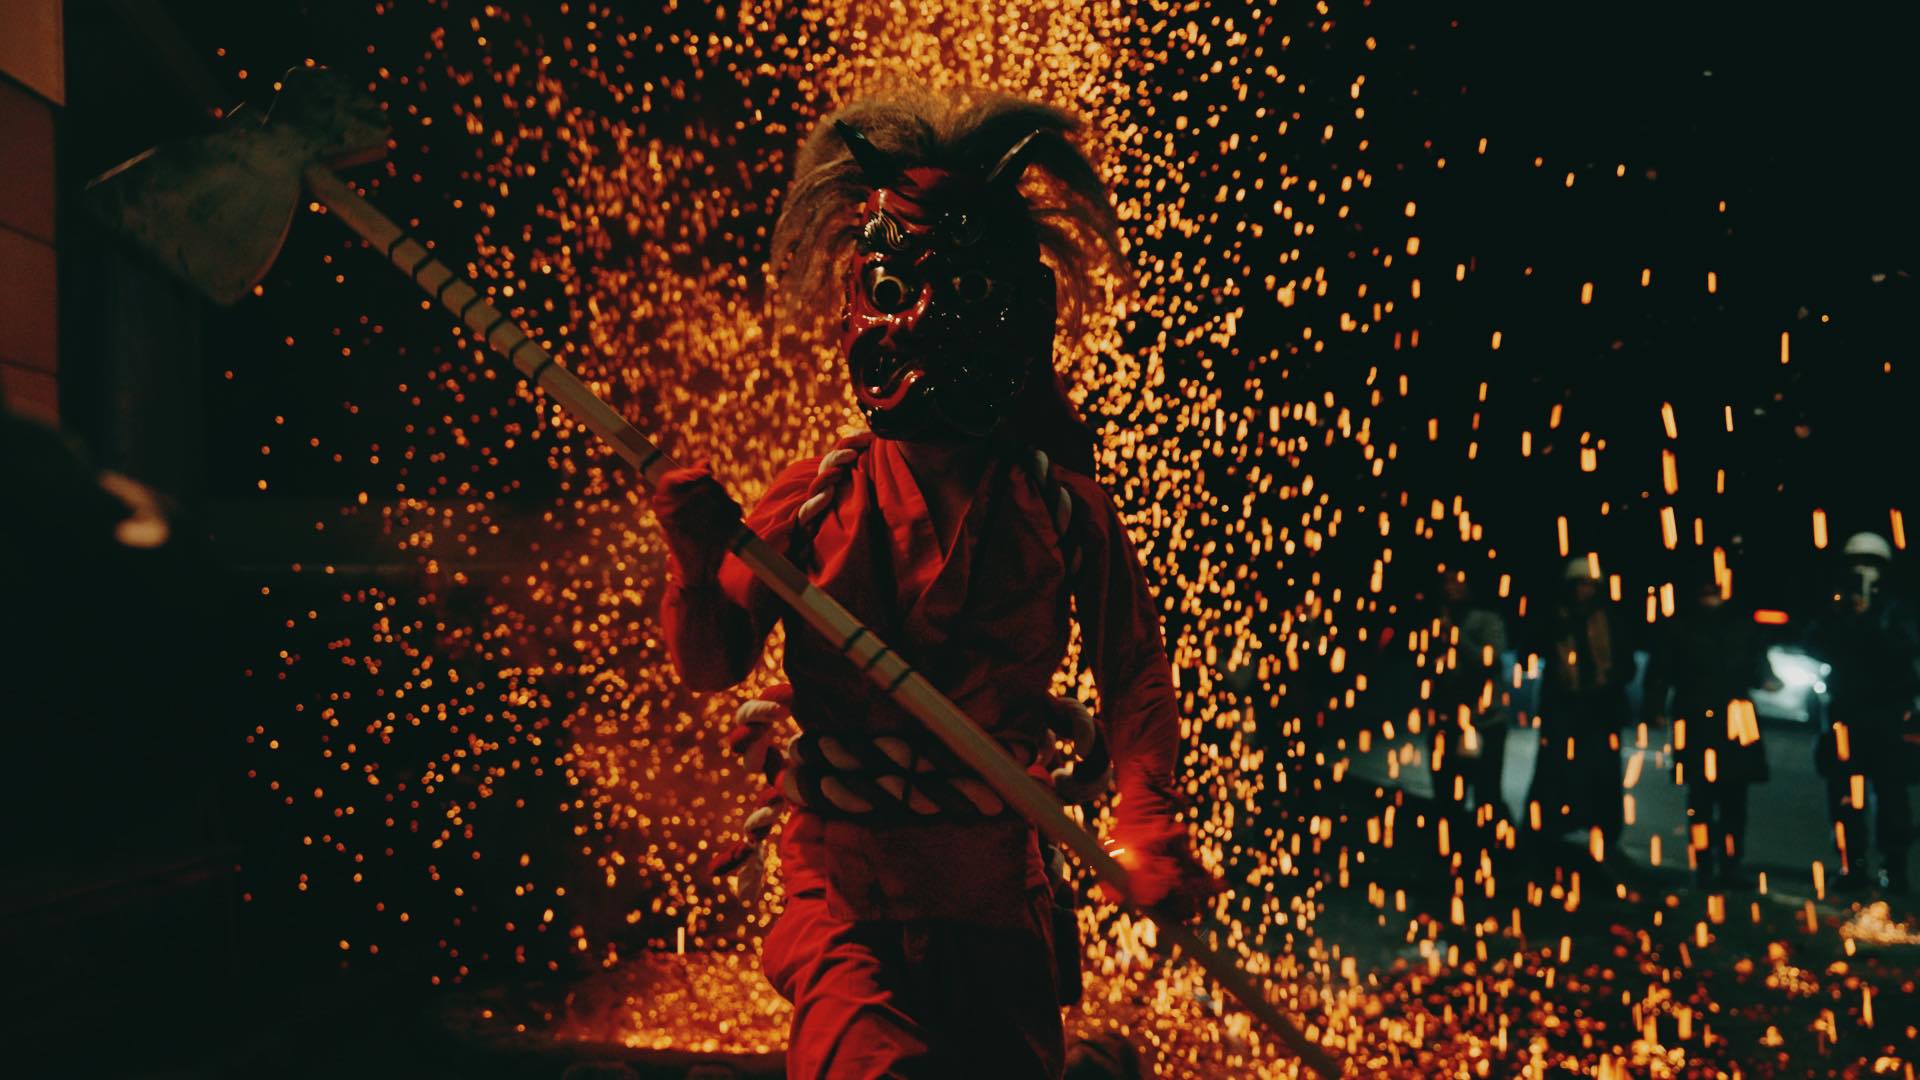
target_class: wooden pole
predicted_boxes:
[302,163,1341,1077]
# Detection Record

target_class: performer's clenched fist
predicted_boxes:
[1103,777,1227,920]
[649,462,743,587]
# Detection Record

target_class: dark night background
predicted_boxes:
[5,1,1919,1076]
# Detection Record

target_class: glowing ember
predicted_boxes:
[1842,902,1920,949]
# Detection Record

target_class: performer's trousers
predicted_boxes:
[1685,779,1751,872]
[1526,728,1624,850]
[1827,771,1913,873]
[763,888,1065,1080]
[1430,722,1511,821]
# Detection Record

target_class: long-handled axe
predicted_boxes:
[87,68,1341,1077]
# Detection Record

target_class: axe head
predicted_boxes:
[87,67,391,305]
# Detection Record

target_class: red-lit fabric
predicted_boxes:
[762,889,1064,1079]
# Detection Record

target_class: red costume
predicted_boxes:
[653,92,1203,1079]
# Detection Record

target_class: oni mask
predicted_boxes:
[835,121,1058,442]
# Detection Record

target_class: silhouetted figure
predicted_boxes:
[1646,579,1774,886]
[1426,570,1512,824]
[1808,532,1920,892]
[1525,559,1635,855]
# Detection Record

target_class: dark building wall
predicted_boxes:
[0,42,62,425]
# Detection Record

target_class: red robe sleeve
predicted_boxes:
[1064,473,1183,834]
[659,457,818,690]
[1066,474,1218,909]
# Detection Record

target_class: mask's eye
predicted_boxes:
[949,212,983,248]
[950,270,994,304]
[865,265,915,313]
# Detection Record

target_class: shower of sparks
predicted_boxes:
[224,0,1920,1076]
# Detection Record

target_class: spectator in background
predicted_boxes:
[1426,568,1513,824]
[1645,576,1775,887]
[1808,531,1920,892]
[1525,558,1636,856]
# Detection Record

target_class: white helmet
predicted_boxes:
[1563,556,1598,582]
[1844,531,1894,562]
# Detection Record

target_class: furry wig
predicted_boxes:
[770,88,1128,335]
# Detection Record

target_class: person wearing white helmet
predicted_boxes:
[1523,557,1637,856]
[1843,531,1896,606]
[1808,531,1920,892]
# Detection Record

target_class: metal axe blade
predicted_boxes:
[85,67,390,305]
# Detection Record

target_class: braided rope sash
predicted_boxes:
[709,688,1110,893]
[706,439,1112,892]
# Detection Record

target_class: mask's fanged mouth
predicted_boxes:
[855,349,926,410]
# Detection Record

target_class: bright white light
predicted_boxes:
[1768,646,1827,691]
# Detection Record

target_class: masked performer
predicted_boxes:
[649,91,1211,1078]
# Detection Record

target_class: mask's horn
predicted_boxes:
[833,120,904,186]
[985,129,1046,190]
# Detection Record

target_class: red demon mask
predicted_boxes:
[835,122,1058,442]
